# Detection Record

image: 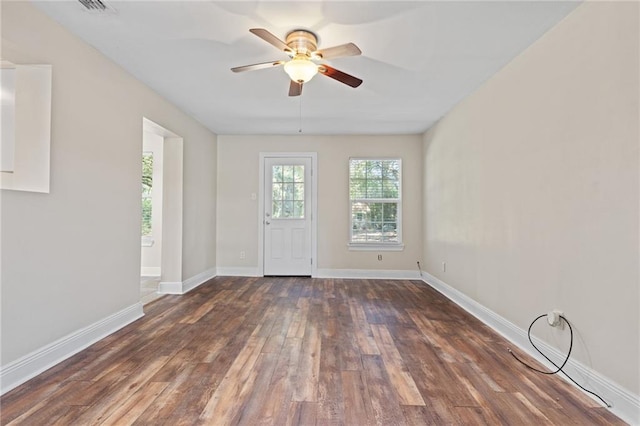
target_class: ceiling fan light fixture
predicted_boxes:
[284,56,318,83]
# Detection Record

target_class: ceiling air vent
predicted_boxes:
[78,0,109,12]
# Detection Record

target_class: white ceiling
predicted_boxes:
[33,1,580,135]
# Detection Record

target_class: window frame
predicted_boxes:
[348,157,404,251]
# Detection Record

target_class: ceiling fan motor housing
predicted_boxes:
[286,30,318,57]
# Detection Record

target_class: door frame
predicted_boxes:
[258,152,318,277]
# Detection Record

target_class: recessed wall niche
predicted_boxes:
[0,61,52,193]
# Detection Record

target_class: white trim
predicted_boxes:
[216,267,260,277]
[182,267,217,294]
[315,268,420,280]
[420,271,640,426]
[156,267,217,295]
[258,152,318,278]
[157,281,182,294]
[141,266,160,276]
[0,303,144,395]
[347,243,405,252]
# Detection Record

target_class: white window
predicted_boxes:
[349,158,403,250]
[141,152,153,246]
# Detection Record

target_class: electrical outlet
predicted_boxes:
[240,251,246,259]
[377,254,382,261]
[547,310,564,329]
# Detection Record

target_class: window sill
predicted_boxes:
[141,236,154,247]
[348,243,404,252]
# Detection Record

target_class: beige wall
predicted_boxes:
[422,1,638,394]
[1,2,217,365]
[217,135,422,274]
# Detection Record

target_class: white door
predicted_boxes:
[264,157,312,276]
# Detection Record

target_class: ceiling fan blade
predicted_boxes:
[231,60,285,73]
[289,81,303,97]
[315,42,361,60]
[249,28,292,53]
[318,65,363,88]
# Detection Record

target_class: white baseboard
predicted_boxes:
[213,267,420,280]
[182,267,217,294]
[315,268,421,280]
[216,267,260,277]
[420,271,640,425]
[158,267,217,295]
[0,303,144,396]
[157,281,182,294]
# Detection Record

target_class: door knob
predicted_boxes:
[265,221,271,225]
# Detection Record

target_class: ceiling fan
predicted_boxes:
[231,28,363,96]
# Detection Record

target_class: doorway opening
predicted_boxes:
[140,118,184,304]
[140,128,163,303]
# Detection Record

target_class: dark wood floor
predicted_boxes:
[1,277,624,425]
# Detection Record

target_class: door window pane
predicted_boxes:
[272,164,304,219]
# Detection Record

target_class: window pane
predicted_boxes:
[383,203,397,221]
[294,166,304,182]
[382,180,399,198]
[382,160,399,179]
[283,183,294,200]
[382,223,397,242]
[141,153,153,237]
[294,200,304,218]
[283,165,294,182]
[272,183,283,201]
[283,201,294,217]
[367,160,382,178]
[141,198,152,236]
[370,203,383,221]
[366,180,383,198]
[367,224,382,242]
[350,160,366,178]
[273,200,282,218]
[352,229,367,243]
[350,179,366,199]
[294,183,304,200]
[273,165,283,182]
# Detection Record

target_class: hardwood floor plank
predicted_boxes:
[292,313,322,402]
[198,337,267,422]
[286,401,317,426]
[231,352,279,426]
[132,362,200,424]
[361,355,408,425]
[251,338,299,425]
[316,369,344,425]
[71,356,171,425]
[370,324,426,406]
[286,297,310,338]
[336,299,362,371]
[100,381,168,426]
[4,380,92,425]
[348,299,380,355]
[342,370,374,426]
[1,277,624,426]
